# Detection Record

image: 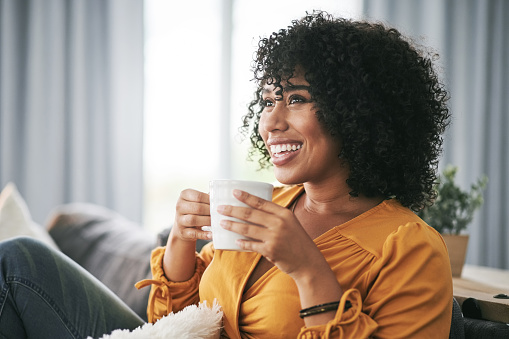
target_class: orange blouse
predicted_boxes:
[138,185,453,338]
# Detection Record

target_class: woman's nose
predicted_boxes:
[261,102,289,132]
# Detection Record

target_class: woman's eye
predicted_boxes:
[288,95,306,104]
[262,99,274,107]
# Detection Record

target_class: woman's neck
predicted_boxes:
[300,180,383,217]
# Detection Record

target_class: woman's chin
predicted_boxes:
[273,170,304,186]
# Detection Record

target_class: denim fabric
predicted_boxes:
[0,237,144,339]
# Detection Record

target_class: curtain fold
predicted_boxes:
[0,0,144,224]
[363,0,509,269]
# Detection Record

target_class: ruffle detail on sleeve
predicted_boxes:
[297,289,378,339]
[135,246,207,323]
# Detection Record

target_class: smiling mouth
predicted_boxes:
[270,143,302,155]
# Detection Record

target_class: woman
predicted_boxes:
[139,11,452,338]
[0,11,452,339]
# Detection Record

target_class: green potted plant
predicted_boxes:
[418,165,488,277]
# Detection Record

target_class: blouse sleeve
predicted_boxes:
[298,223,453,338]
[135,243,214,323]
[298,289,378,338]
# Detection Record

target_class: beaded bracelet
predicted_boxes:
[299,300,352,318]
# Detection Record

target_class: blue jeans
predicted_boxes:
[0,237,145,339]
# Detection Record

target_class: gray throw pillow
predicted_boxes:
[47,203,157,321]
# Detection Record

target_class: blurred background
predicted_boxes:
[1,0,507,269]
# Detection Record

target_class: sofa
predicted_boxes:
[1,182,508,337]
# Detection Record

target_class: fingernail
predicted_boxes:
[233,189,241,197]
[217,205,225,213]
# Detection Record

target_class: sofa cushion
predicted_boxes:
[47,203,157,321]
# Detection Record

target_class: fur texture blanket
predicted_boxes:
[91,301,223,339]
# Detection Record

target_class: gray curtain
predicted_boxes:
[0,0,144,224]
[363,0,509,269]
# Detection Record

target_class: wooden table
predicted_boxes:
[453,264,509,323]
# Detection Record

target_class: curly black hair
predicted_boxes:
[241,11,450,211]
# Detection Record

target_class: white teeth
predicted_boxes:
[270,144,301,154]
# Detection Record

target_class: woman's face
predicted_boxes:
[258,71,343,185]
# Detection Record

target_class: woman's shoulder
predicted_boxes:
[336,199,444,258]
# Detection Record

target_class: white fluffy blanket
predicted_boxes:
[91,301,223,339]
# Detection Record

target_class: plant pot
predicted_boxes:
[442,234,469,277]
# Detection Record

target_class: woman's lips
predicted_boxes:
[270,143,301,153]
[270,143,302,166]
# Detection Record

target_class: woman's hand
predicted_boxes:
[163,189,211,282]
[217,189,323,278]
[173,189,212,242]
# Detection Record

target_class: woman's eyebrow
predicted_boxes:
[283,84,311,92]
[261,84,311,95]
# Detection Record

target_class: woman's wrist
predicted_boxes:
[296,276,344,326]
[299,300,352,318]
[162,228,199,282]
[292,255,343,309]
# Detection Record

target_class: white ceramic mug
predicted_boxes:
[209,180,273,251]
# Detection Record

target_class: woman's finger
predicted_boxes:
[181,227,212,240]
[176,214,211,228]
[217,202,291,229]
[176,200,210,218]
[231,189,282,213]
[179,189,210,204]
[175,189,210,216]
[220,218,266,240]
[235,238,268,256]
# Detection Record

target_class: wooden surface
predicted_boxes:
[453,264,509,323]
